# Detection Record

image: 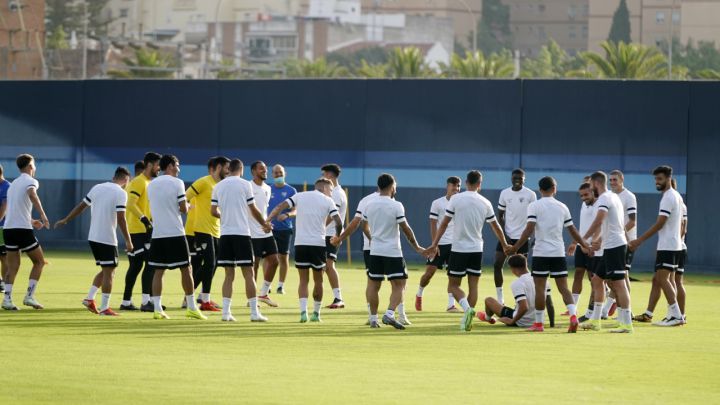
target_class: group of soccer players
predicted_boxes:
[0,152,689,333]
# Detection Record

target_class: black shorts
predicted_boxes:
[148,236,190,270]
[588,256,602,275]
[295,245,326,270]
[574,248,590,269]
[363,250,371,270]
[252,236,278,259]
[677,249,688,273]
[596,245,627,280]
[496,238,529,255]
[325,236,339,261]
[531,257,568,278]
[128,232,150,259]
[217,235,254,267]
[89,241,119,267]
[367,255,408,281]
[0,227,5,256]
[625,249,634,271]
[447,252,483,278]
[3,228,39,253]
[427,244,452,269]
[655,250,681,272]
[272,229,293,255]
[500,306,514,319]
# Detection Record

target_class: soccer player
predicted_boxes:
[415,176,461,313]
[566,182,597,321]
[267,178,342,323]
[268,164,296,294]
[54,167,133,316]
[505,176,591,333]
[321,164,347,309]
[249,161,279,307]
[424,170,510,332]
[211,159,271,322]
[185,156,229,311]
[121,152,161,312]
[2,154,50,310]
[0,163,10,292]
[355,173,424,329]
[133,161,145,177]
[145,154,206,320]
[580,171,633,333]
[477,254,536,328]
[628,166,684,326]
[493,169,536,304]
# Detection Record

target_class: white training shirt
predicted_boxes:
[211,176,255,237]
[578,200,597,245]
[498,186,537,239]
[249,181,272,239]
[511,273,537,328]
[429,195,454,246]
[83,182,127,246]
[657,188,684,251]
[354,191,380,251]
[527,197,573,257]
[596,191,627,250]
[444,191,496,253]
[682,202,688,250]
[325,184,347,237]
[4,173,39,230]
[364,195,406,258]
[146,175,186,239]
[616,188,638,240]
[288,190,338,247]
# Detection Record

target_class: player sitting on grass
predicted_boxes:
[478,254,536,328]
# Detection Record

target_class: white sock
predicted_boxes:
[416,286,424,297]
[313,300,322,314]
[621,308,631,325]
[4,284,13,301]
[572,293,580,305]
[249,297,258,317]
[567,304,577,317]
[669,303,682,319]
[152,296,162,312]
[332,288,342,301]
[100,293,110,311]
[369,314,378,323]
[534,310,545,324]
[141,293,150,305]
[592,302,603,320]
[186,295,198,311]
[200,293,210,303]
[122,300,132,306]
[496,287,504,304]
[299,298,308,313]
[260,280,271,296]
[87,285,99,300]
[644,310,654,317]
[447,293,455,308]
[585,308,594,318]
[385,308,395,319]
[26,279,38,298]
[222,297,232,317]
[602,297,615,317]
[458,297,470,312]
[278,281,284,288]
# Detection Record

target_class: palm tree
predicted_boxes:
[521,40,584,78]
[441,50,514,78]
[387,47,432,78]
[107,47,176,78]
[695,69,720,80]
[579,41,667,79]
[356,59,388,78]
[284,58,350,78]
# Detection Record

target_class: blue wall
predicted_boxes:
[0,80,716,271]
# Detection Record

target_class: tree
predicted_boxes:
[46,0,112,38]
[608,0,632,45]
[441,50,514,78]
[662,39,720,77]
[580,41,667,79]
[326,47,390,71]
[695,69,720,80]
[387,47,433,78]
[107,48,176,78]
[356,60,388,78]
[47,25,70,50]
[476,0,513,55]
[216,59,239,79]
[521,40,586,78]
[284,58,350,78]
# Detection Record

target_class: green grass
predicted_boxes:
[2,250,719,404]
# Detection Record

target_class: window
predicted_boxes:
[538,4,545,12]
[538,26,546,39]
[568,5,576,19]
[582,25,588,39]
[656,12,665,24]
[672,11,680,24]
[120,8,129,18]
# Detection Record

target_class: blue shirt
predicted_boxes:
[269,183,297,230]
[0,179,9,227]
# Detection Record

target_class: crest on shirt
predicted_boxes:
[282,192,287,197]
[519,197,525,203]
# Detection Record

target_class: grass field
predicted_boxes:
[2,250,719,404]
